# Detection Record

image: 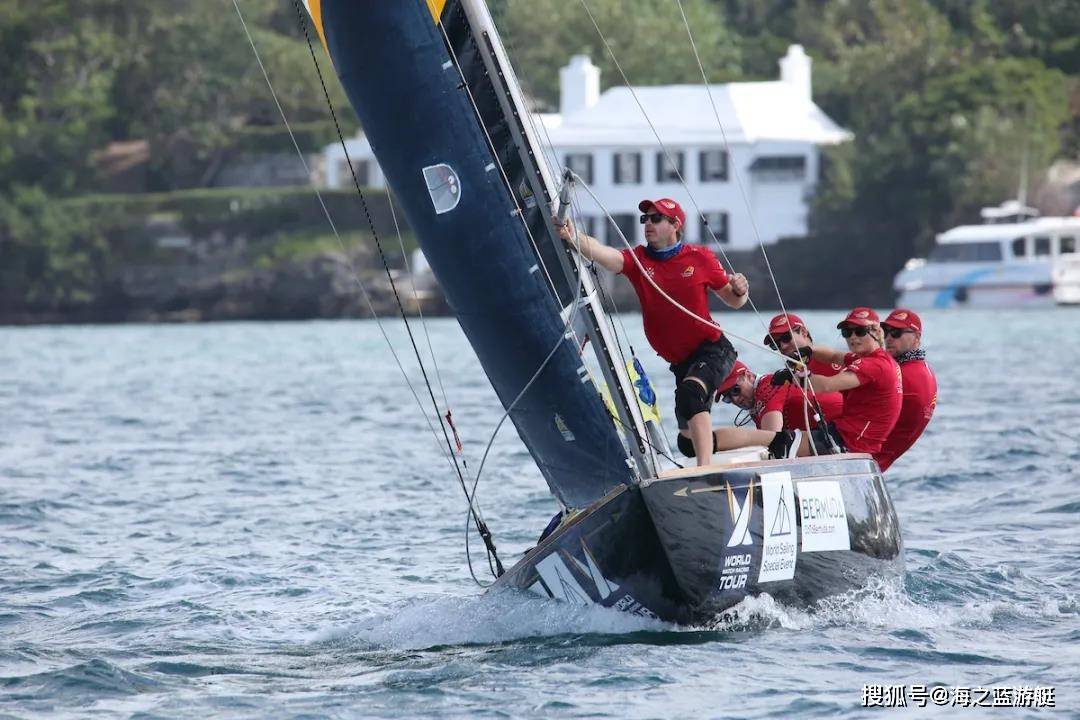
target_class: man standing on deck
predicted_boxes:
[554,198,749,466]
[876,309,937,471]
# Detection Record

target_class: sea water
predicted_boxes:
[1,310,1077,718]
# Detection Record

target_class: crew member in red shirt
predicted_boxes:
[555,198,749,466]
[762,312,842,377]
[712,308,901,459]
[875,309,936,471]
[715,360,843,433]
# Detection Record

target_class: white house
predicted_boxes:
[323,45,850,250]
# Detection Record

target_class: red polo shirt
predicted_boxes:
[874,359,937,471]
[755,375,844,430]
[833,349,902,454]
[809,357,843,377]
[619,244,730,364]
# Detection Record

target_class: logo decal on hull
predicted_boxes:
[726,479,755,547]
[716,480,756,593]
[797,480,850,552]
[526,540,656,618]
[758,472,797,583]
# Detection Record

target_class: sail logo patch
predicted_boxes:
[797,480,850,552]
[681,266,695,278]
[422,163,461,215]
[758,472,797,583]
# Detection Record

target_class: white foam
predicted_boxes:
[315,590,669,650]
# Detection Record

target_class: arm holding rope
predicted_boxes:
[811,344,846,366]
[553,216,624,273]
[807,370,861,394]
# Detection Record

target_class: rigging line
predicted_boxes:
[673,0,827,436]
[574,0,773,335]
[386,191,457,447]
[572,171,802,368]
[273,0,502,575]
[672,0,789,320]
[463,226,591,586]
[230,0,459,477]
[435,22,563,306]
[562,195,675,468]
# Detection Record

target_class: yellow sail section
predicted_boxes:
[305,0,329,53]
[426,0,447,23]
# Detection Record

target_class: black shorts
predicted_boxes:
[769,422,848,459]
[669,334,737,429]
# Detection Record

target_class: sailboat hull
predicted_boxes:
[494,454,903,624]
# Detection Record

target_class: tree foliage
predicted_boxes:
[494,0,741,108]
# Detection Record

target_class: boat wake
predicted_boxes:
[318,591,669,651]
[705,574,1076,634]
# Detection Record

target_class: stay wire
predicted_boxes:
[674,0,830,447]
[230,0,461,479]
[576,0,777,347]
[284,0,503,577]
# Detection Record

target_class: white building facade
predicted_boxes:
[324,45,850,250]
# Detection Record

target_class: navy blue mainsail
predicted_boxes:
[315,0,635,507]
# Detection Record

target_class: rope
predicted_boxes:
[672,0,834,445]
[575,0,777,347]
[230,0,462,477]
[240,0,507,580]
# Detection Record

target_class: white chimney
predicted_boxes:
[559,55,600,116]
[779,44,812,102]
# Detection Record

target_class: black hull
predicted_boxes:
[493,454,903,624]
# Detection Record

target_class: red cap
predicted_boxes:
[837,307,880,328]
[762,313,806,345]
[882,308,922,333]
[638,198,686,228]
[716,361,750,395]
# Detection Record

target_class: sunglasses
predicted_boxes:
[883,327,914,339]
[764,331,793,347]
[639,212,668,225]
[719,387,740,404]
[840,325,872,338]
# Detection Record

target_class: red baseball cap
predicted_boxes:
[881,308,922,333]
[716,360,750,395]
[762,313,807,345]
[837,307,880,328]
[638,198,686,228]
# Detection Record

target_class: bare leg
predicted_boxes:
[687,411,713,466]
[713,427,774,452]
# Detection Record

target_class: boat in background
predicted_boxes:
[894,201,1080,309]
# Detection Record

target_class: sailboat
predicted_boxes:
[297,0,903,624]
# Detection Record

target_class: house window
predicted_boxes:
[609,213,637,246]
[749,155,806,181]
[699,150,728,182]
[338,158,370,186]
[576,215,598,239]
[613,152,642,184]
[1062,236,1076,254]
[564,153,593,184]
[656,151,684,183]
[699,212,729,245]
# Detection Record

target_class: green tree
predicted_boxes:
[494,0,741,108]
